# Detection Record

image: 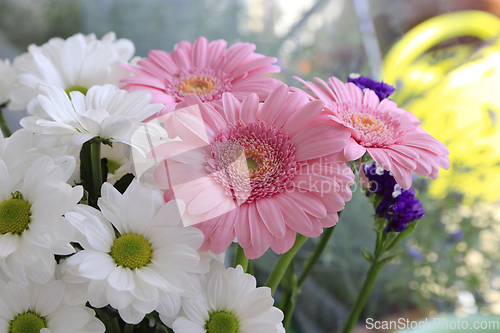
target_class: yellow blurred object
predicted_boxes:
[383,10,500,202]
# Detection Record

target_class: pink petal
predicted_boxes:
[271,194,313,234]
[235,204,251,249]
[222,92,241,124]
[270,227,296,254]
[148,50,178,74]
[312,192,345,213]
[281,99,324,138]
[300,215,323,237]
[343,138,366,161]
[248,203,273,256]
[231,56,278,79]
[239,93,260,124]
[367,147,391,169]
[258,84,289,125]
[192,37,209,68]
[295,135,347,161]
[390,160,413,190]
[387,150,417,171]
[207,39,228,68]
[209,209,238,253]
[291,174,340,194]
[223,43,256,74]
[255,198,286,238]
[318,211,339,228]
[172,48,192,70]
[362,89,380,108]
[284,191,327,218]
[273,92,309,128]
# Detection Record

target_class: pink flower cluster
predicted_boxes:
[123,37,450,259]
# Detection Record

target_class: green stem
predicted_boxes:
[247,260,254,276]
[282,224,339,329]
[90,140,102,202]
[124,323,134,333]
[341,260,384,333]
[298,225,336,288]
[282,292,295,328]
[233,244,249,272]
[265,234,308,295]
[0,107,12,137]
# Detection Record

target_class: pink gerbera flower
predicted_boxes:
[121,37,280,117]
[153,85,354,259]
[294,76,450,189]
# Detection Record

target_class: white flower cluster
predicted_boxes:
[0,32,285,333]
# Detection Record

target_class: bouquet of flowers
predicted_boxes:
[0,32,449,333]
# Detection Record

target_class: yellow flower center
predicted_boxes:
[109,233,153,269]
[0,195,31,235]
[205,311,239,333]
[9,311,47,333]
[65,86,89,97]
[348,113,384,133]
[178,75,218,96]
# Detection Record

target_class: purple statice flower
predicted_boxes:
[363,162,425,232]
[348,74,395,100]
[384,188,425,232]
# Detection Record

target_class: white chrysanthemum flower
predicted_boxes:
[0,155,83,284]
[0,59,17,105]
[20,83,164,149]
[170,262,285,333]
[0,129,38,186]
[0,278,104,333]
[62,180,209,324]
[9,32,134,112]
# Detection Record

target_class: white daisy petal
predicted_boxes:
[47,306,90,332]
[166,264,284,332]
[4,281,29,313]
[107,266,135,291]
[87,280,108,308]
[207,271,229,311]
[0,159,11,200]
[106,284,133,310]
[156,291,181,318]
[134,266,170,291]
[83,216,114,252]
[35,280,64,316]
[0,234,20,258]
[172,317,207,333]
[78,251,116,280]
[117,305,146,325]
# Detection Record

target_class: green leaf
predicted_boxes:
[380,254,398,266]
[95,308,121,333]
[361,247,374,263]
[114,173,135,194]
[101,157,109,184]
[79,141,96,207]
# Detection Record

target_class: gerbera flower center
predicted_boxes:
[205,311,239,333]
[109,233,152,269]
[65,85,88,97]
[209,121,298,203]
[0,194,32,235]
[339,104,405,147]
[9,311,47,333]
[169,69,232,103]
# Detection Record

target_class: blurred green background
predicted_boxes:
[1,0,500,332]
